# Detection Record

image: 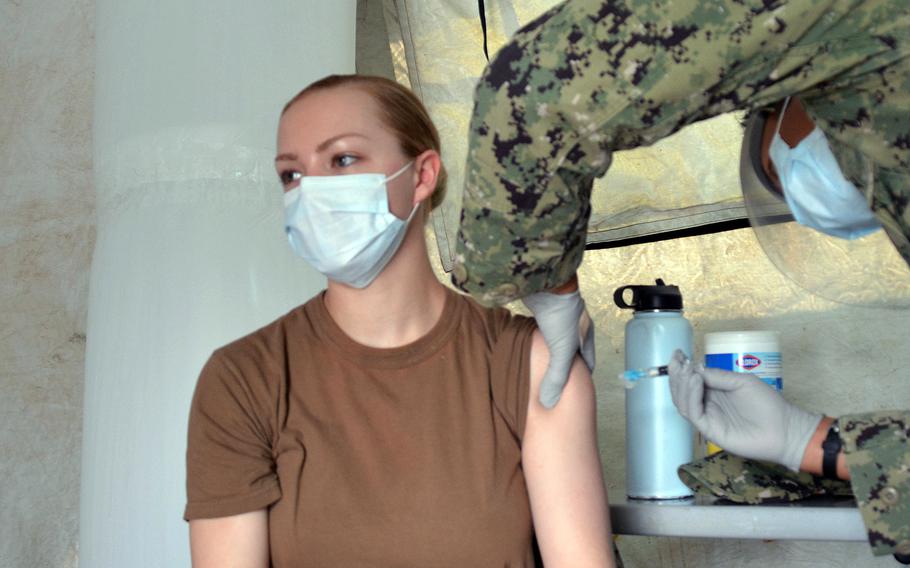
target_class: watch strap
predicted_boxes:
[821,420,842,480]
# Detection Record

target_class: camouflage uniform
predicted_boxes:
[841,412,910,558]
[453,0,910,305]
[452,0,910,558]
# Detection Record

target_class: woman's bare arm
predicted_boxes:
[523,330,615,567]
[189,509,269,568]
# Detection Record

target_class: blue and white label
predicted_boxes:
[705,351,782,391]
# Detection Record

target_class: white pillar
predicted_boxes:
[81,2,355,565]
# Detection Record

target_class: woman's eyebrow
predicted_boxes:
[275,152,297,162]
[275,133,370,163]
[315,133,369,152]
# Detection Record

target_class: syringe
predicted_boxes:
[617,366,668,389]
[618,354,688,389]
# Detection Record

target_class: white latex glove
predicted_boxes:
[667,349,822,472]
[522,290,596,409]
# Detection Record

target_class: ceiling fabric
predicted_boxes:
[380,0,746,270]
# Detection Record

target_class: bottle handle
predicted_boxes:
[613,285,638,309]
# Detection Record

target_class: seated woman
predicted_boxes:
[184,74,614,567]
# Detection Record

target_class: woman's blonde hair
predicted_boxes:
[283,75,448,211]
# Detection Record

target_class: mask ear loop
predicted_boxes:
[385,160,419,220]
[385,160,414,182]
[774,96,791,141]
[864,159,876,207]
[864,115,876,208]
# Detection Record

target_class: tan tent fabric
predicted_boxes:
[380,0,746,269]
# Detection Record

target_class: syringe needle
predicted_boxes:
[618,363,674,388]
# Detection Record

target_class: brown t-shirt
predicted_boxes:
[185,287,538,567]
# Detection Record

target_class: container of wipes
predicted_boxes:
[704,330,782,455]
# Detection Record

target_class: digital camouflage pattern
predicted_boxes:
[840,412,910,557]
[453,0,910,306]
[679,411,910,557]
[678,452,853,504]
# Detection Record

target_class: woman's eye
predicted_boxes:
[333,154,358,168]
[280,170,302,186]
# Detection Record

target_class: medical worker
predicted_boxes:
[453,0,909,561]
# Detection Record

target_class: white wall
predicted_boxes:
[79,1,354,566]
[0,1,94,566]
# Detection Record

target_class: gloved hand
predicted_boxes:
[522,290,595,409]
[667,349,822,472]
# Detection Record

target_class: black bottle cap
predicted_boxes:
[613,279,684,311]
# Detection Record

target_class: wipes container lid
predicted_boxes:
[705,331,780,354]
[614,278,683,311]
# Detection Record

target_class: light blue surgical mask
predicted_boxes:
[769,97,880,240]
[283,161,416,288]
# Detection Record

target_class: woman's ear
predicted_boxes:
[412,149,441,207]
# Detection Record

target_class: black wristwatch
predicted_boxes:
[821,420,842,480]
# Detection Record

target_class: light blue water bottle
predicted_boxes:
[614,279,694,499]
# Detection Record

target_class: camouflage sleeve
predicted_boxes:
[452,0,910,306]
[839,411,910,557]
[451,0,769,306]
[451,1,614,306]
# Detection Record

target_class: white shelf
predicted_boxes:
[610,495,868,542]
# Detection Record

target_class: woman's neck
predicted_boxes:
[323,220,448,348]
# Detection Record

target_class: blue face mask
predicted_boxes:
[283,161,416,288]
[768,97,881,240]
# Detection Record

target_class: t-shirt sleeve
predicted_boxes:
[839,410,910,557]
[489,315,538,442]
[184,349,281,521]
